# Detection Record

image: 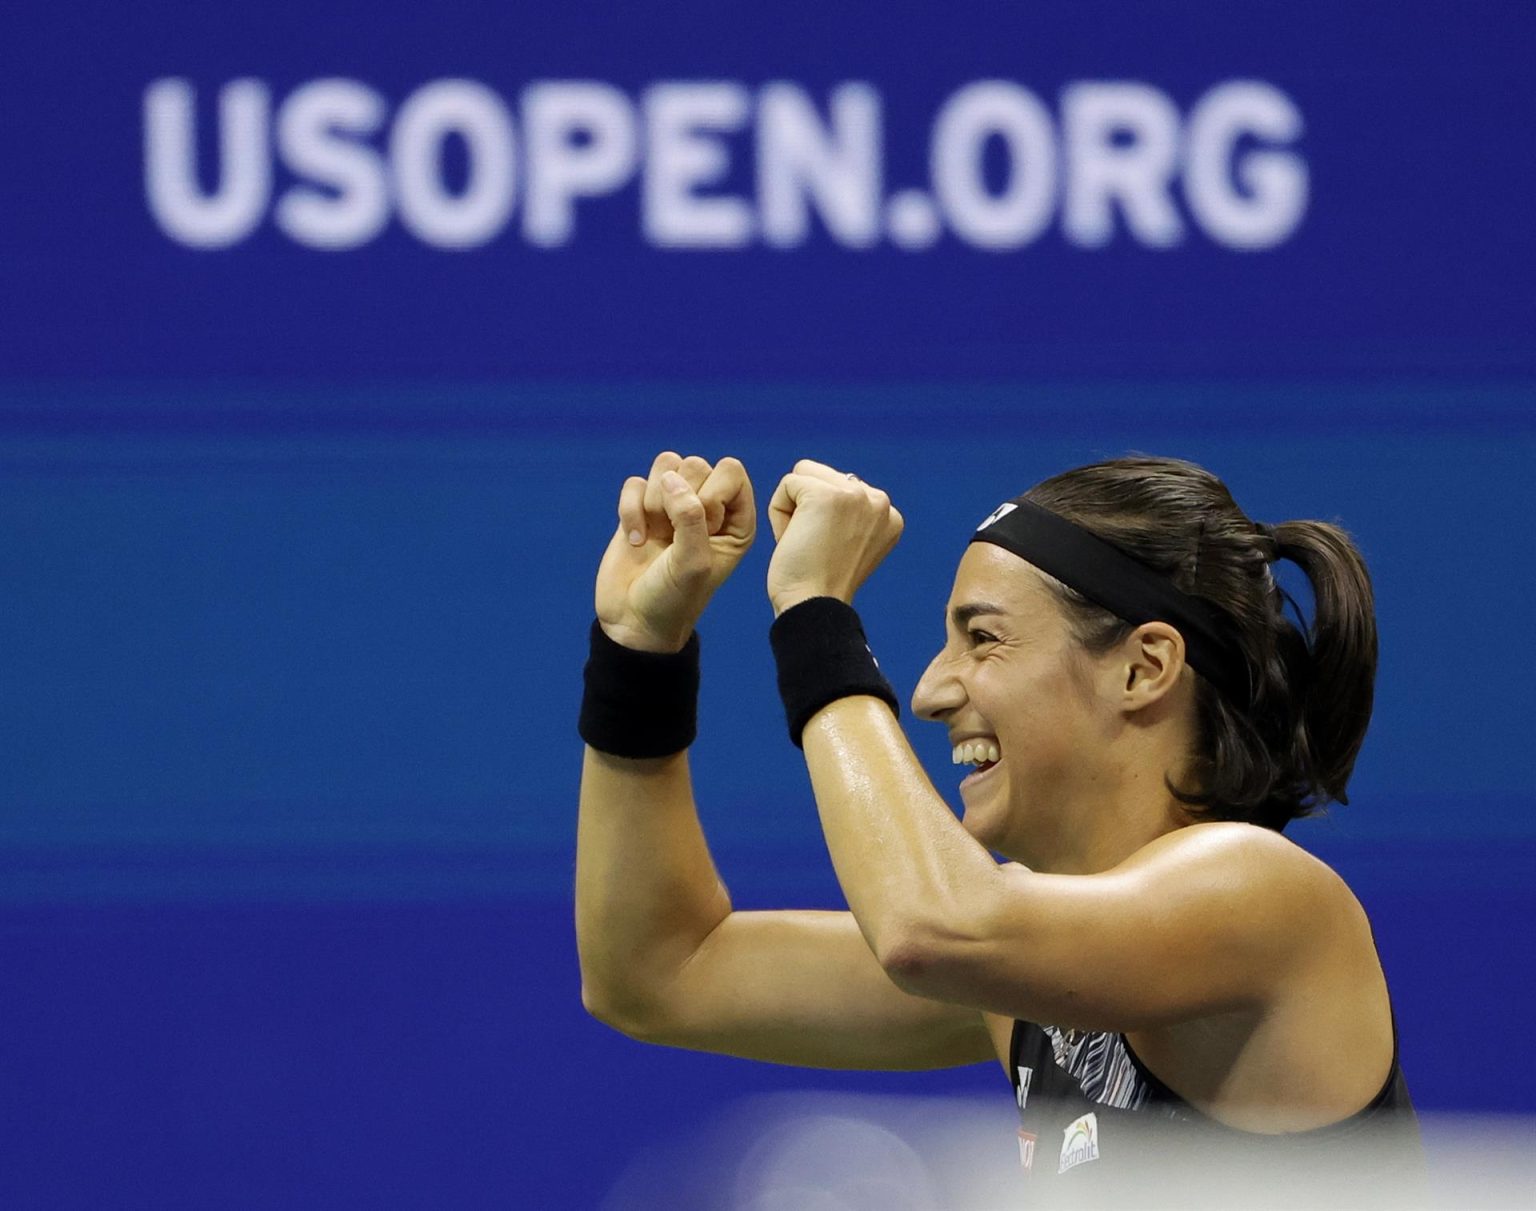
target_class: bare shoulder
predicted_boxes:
[1128,820,1354,902]
[960,823,1374,1032]
[1122,825,1393,1128]
[1117,821,1371,967]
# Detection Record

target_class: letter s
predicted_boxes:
[274,79,390,250]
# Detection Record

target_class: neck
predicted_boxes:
[1015,746,1191,875]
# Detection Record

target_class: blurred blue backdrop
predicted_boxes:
[2,2,1533,1207]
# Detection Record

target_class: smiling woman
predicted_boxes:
[575,452,1422,1202]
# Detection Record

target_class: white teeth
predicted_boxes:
[950,741,1001,767]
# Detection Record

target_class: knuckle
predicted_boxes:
[650,452,682,479]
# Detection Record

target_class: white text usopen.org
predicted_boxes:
[144,78,1307,253]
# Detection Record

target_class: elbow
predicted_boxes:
[875,934,934,997]
[873,887,1014,1002]
[580,968,692,1044]
[579,979,620,1028]
[873,917,973,1000]
[576,937,664,1040]
[580,980,663,1041]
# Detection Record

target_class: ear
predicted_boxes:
[1116,621,1188,714]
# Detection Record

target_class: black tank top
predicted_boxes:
[1006,1016,1422,1205]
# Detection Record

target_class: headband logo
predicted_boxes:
[977,502,1018,531]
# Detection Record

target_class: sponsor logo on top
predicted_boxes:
[1015,1064,1034,1114]
[1058,1111,1101,1174]
[1018,1130,1038,1174]
[978,502,1018,531]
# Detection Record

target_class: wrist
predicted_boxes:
[598,618,694,654]
[579,619,700,758]
[770,586,847,618]
[769,598,899,748]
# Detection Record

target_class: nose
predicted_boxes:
[911,647,964,721]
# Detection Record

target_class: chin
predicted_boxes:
[961,789,1041,866]
[959,802,1008,854]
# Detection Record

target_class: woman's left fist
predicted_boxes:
[766,460,904,615]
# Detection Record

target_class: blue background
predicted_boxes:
[2,3,1534,1207]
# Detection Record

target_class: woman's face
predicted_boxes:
[911,543,1120,864]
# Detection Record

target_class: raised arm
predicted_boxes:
[575,452,991,1071]
[762,462,1374,1033]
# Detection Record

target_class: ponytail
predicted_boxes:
[1269,521,1378,809]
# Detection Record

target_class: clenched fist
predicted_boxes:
[594,452,756,653]
[766,460,903,615]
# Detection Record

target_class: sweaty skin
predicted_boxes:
[578,454,1395,1133]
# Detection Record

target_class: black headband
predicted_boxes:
[970,500,1251,704]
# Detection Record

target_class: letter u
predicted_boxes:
[144,78,271,248]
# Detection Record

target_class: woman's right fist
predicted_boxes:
[594,452,756,652]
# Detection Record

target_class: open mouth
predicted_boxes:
[952,739,1000,782]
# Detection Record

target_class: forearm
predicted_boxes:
[801,697,1002,975]
[575,746,733,1030]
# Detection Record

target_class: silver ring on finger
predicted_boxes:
[846,472,860,482]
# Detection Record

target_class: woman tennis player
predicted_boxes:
[575,452,1420,1201]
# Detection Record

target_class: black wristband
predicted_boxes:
[578,620,699,758]
[769,597,900,748]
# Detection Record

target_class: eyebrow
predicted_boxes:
[950,601,1010,629]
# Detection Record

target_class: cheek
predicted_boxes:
[983,671,1090,775]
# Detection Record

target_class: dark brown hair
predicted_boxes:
[1024,456,1377,831]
